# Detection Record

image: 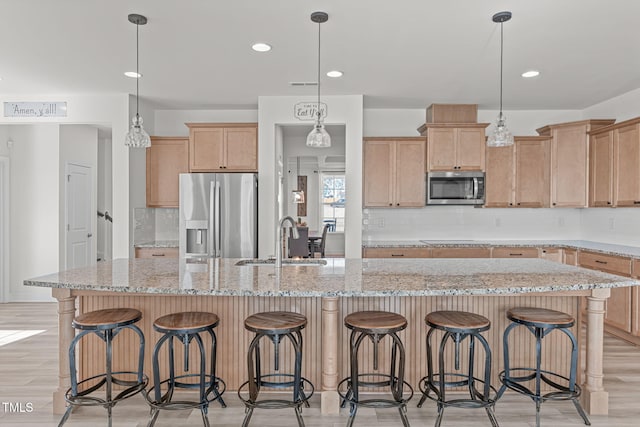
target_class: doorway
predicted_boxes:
[65,162,94,269]
[0,156,9,302]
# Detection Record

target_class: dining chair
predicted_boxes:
[309,224,330,258]
[288,226,309,258]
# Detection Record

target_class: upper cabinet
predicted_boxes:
[418,123,489,171]
[363,137,426,207]
[589,117,640,207]
[537,119,615,207]
[146,137,189,207]
[485,136,550,208]
[186,123,258,172]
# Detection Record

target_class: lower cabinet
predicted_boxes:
[431,247,491,258]
[135,247,179,259]
[492,247,539,258]
[362,248,431,258]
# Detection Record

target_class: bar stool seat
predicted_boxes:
[58,308,148,427]
[238,311,313,427]
[339,310,413,427]
[146,311,226,427]
[418,310,499,427]
[498,307,590,427]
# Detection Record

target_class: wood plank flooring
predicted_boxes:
[1,302,639,426]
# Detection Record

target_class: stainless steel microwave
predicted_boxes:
[426,171,485,205]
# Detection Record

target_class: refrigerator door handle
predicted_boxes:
[209,181,215,258]
[214,181,221,257]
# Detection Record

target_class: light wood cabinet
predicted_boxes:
[613,122,640,206]
[146,137,189,207]
[362,247,431,258]
[589,129,614,207]
[484,136,549,208]
[563,248,578,266]
[537,120,615,208]
[578,251,632,333]
[186,123,257,172]
[540,248,563,263]
[492,247,539,258]
[431,247,490,258]
[135,247,179,259]
[363,137,426,207]
[418,123,489,171]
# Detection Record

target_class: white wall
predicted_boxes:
[8,125,59,301]
[258,95,363,258]
[582,87,640,122]
[154,109,258,136]
[59,125,98,270]
[364,207,582,241]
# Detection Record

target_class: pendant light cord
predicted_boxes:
[316,20,321,123]
[499,22,504,118]
[135,22,140,120]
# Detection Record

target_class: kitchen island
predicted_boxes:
[25,257,640,416]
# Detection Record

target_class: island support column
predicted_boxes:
[582,287,610,415]
[52,289,76,414]
[321,297,340,414]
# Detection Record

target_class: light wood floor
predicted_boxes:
[1,302,639,426]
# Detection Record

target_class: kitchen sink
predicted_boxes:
[235,259,327,266]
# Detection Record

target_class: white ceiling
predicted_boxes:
[1,0,639,111]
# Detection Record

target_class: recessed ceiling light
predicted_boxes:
[326,70,343,78]
[124,71,142,78]
[252,43,272,52]
[522,70,540,78]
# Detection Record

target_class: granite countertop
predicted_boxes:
[363,240,640,258]
[24,258,639,297]
[134,240,179,248]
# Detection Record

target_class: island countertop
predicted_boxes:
[24,257,640,297]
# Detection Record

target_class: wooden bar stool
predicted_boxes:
[58,308,148,427]
[417,311,499,427]
[238,311,314,427]
[497,307,590,427]
[146,312,226,427]
[338,311,413,427]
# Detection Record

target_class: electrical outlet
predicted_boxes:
[378,218,385,228]
[363,219,369,225]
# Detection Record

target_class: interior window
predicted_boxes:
[321,173,345,232]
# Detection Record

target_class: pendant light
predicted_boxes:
[291,157,305,204]
[306,12,331,148]
[124,14,151,148]
[487,11,514,147]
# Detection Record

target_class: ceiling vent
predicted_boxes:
[289,81,318,86]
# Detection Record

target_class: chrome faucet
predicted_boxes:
[275,216,299,268]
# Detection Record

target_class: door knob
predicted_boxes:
[87,233,93,238]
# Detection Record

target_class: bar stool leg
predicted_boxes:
[389,332,410,427]
[207,328,226,408]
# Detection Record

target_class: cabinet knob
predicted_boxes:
[634,201,640,204]
[553,203,556,206]
[509,203,513,206]
[389,203,392,206]
[396,203,400,206]
[517,203,521,206]
[607,201,611,205]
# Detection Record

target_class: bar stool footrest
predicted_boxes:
[337,374,413,409]
[237,374,314,410]
[417,374,498,410]
[499,368,582,401]
[65,371,148,407]
[146,374,226,410]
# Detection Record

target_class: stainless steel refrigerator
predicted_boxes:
[179,173,258,259]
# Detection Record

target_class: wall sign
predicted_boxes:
[294,102,327,121]
[4,102,67,118]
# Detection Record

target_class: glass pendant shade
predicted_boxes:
[125,115,151,148]
[487,113,514,147]
[291,190,305,204]
[306,120,331,148]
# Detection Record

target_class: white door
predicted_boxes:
[66,163,93,269]
[0,157,9,302]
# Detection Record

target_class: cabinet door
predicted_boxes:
[485,145,514,207]
[605,287,633,332]
[189,128,224,172]
[613,124,640,207]
[552,125,588,207]
[135,247,179,258]
[492,247,539,258]
[456,128,485,171]
[395,140,425,207]
[224,127,258,171]
[589,132,613,207]
[514,140,549,207]
[427,128,456,171]
[363,140,395,207]
[146,138,189,207]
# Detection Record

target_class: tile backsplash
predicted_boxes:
[133,208,179,243]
